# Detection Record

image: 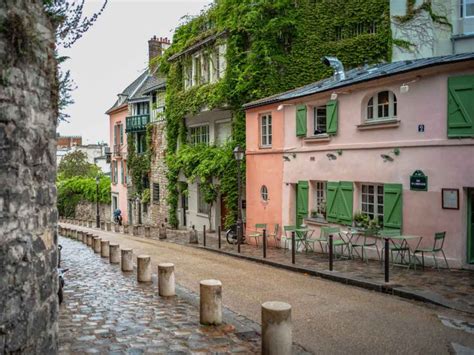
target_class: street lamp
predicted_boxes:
[95,176,100,228]
[233,145,244,253]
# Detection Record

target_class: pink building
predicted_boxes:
[244,53,474,268]
[106,102,128,223]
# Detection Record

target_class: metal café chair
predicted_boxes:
[267,223,280,248]
[248,223,267,247]
[351,227,380,263]
[413,232,449,270]
[282,225,296,251]
[312,226,341,253]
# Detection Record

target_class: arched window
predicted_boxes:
[367,91,397,120]
[260,185,269,201]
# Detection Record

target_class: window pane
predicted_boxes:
[378,91,389,104]
[377,195,383,204]
[368,185,374,193]
[377,185,384,194]
[362,185,367,193]
[368,195,374,203]
[378,205,384,214]
[368,204,374,213]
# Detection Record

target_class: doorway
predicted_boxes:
[468,189,474,264]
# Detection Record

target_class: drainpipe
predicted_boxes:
[321,56,346,81]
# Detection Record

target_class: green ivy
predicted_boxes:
[162,0,392,228]
[393,0,452,28]
[127,127,152,197]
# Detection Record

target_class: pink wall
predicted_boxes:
[108,105,129,224]
[245,63,474,266]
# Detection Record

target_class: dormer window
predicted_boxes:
[367,91,397,121]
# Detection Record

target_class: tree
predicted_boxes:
[58,150,101,179]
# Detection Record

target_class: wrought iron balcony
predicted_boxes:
[125,114,150,133]
[113,144,122,157]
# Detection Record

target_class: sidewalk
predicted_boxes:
[60,223,474,354]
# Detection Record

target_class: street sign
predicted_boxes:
[410,170,428,191]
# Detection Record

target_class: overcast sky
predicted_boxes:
[58,0,211,145]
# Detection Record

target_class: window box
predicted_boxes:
[357,118,400,130]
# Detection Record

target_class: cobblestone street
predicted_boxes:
[58,237,260,354]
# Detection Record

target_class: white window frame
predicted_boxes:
[260,113,272,148]
[189,124,210,145]
[313,106,327,135]
[361,183,384,223]
[461,0,474,18]
[366,91,397,121]
[260,185,269,201]
[197,184,209,215]
[215,118,232,146]
[314,181,326,215]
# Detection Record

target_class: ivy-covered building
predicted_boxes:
[106,36,170,225]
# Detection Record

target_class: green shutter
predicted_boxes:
[296,104,307,137]
[296,181,309,226]
[383,183,403,230]
[120,124,124,144]
[448,75,474,138]
[326,181,339,223]
[326,100,338,135]
[338,181,353,226]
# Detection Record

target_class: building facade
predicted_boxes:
[57,143,110,176]
[244,53,474,268]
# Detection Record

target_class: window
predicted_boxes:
[361,184,384,223]
[183,61,192,89]
[461,0,474,17]
[136,132,147,154]
[260,113,272,147]
[313,106,327,135]
[112,196,118,211]
[193,55,202,85]
[112,161,118,184]
[123,161,127,184]
[120,124,123,144]
[120,161,124,184]
[197,185,209,214]
[132,102,149,116]
[152,183,160,204]
[215,121,232,145]
[366,91,397,121]
[260,185,268,201]
[314,181,326,214]
[189,125,210,145]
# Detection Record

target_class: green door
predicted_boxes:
[468,189,474,264]
[296,181,309,227]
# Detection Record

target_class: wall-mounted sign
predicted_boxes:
[410,170,428,191]
[442,188,459,209]
[418,124,425,133]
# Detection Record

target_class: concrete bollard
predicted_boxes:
[159,224,167,240]
[199,279,222,325]
[87,233,93,247]
[132,226,139,236]
[261,301,292,355]
[114,224,120,233]
[121,248,133,271]
[106,222,111,231]
[82,231,88,244]
[101,221,105,230]
[144,226,151,238]
[93,237,101,253]
[77,230,82,243]
[109,243,120,264]
[101,240,109,257]
[137,255,152,282]
[158,263,175,297]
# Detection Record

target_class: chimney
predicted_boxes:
[148,36,171,72]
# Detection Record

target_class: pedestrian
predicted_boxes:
[113,208,122,226]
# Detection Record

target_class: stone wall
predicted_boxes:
[74,201,112,222]
[0,0,58,352]
[149,121,169,227]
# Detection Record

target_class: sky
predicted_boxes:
[58,0,212,145]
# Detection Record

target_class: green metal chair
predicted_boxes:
[379,229,408,265]
[311,226,341,253]
[248,223,267,247]
[282,225,297,251]
[351,228,380,262]
[267,223,280,247]
[413,232,449,270]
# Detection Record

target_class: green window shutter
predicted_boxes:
[448,75,474,138]
[296,181,309,226]
[338,181,353,226]
[120,124,124,144]
[383,183,403,230]
[326,100,338,135]
[296,104,307,137]
[326,181,339,223]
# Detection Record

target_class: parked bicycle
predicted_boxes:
[226,224,246,245]
[57,244,68,305]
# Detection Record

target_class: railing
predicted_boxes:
[113,144,122,157]
[125,114,150,133]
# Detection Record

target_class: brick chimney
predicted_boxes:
[148,36,171,71]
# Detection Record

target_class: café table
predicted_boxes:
[295,228,315,252]
[378,235,423,268]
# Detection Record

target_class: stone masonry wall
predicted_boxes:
[149,120,169,227]
[74,201,112,222]
[0,0,58,353]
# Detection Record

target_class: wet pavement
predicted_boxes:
[58,236,260,354]
[164,230,474,314]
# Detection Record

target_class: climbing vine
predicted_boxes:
[126,125,153,197]
[162,0,392,228]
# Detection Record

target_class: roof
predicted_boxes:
[168,31,227,62]
[243,52,474,109]
[106,69,167,113]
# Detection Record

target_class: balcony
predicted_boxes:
[125,114,150,133]
[113,144,122,157]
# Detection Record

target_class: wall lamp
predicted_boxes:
[326,153,337,160]
[400,77,420,94]
[277,104,294,111]
[381,148,400,162]
[283,155,291,162]
[380,154,394,162]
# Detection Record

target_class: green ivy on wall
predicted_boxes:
[162,0,392,228]
[126,125,153,198]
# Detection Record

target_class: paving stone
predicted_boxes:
[58,237,259,353]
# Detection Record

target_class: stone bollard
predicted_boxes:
[123,224,129,234]
[82,231,88,244]
[109,243,120,264]
[74,230,79,240]
[144,226,151,238]
[101,221,105,230]
[158,263,175,297]
[159,224,167,240]
[121,248,133,271]
[88,220,93,228]
[189,226,198,244]
[106,222,111,231]
[137,255,152,282]
[87,233,93,247]
[101,240,110,257]
[261,301,292,355]
[93,237,101,253]
[77,230,82,243]
[132,226,139,236]
[199,279,222,325]
[114,224,120,233]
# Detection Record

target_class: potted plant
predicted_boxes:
[353,212,370,228]
[319,200,326,219]
[311,209,318,218]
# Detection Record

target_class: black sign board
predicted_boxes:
[410,170,428,191]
